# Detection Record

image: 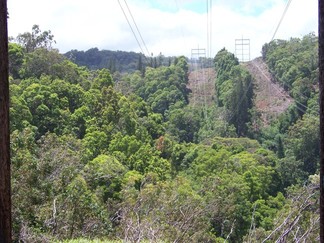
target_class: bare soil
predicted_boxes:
[187,58,293,126]
[244,57,293,125]
[187,65,216,107]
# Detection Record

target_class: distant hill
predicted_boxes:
[64,48,144,73]
[64,48,175,73]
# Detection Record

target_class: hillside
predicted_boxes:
[187,66,216,107]
[187,57,294,127]
[64,48,176,73]
[64,48,144,72]
[188,57,293,125]
[244,57,293,125]
[8,27,320,242]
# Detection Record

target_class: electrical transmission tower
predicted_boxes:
[235,37,250,62]
[191,47,209,123]
[191,48,206,107]
[191,47,206,104]
[191,47,206,61]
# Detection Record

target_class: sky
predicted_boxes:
[7,0,318,60]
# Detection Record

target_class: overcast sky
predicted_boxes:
[7,0,318,59]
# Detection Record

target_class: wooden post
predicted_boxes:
[320,0,324,242]
[0,0,11,242]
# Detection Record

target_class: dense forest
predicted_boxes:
[8,25,319,242]
[64,48,175,73]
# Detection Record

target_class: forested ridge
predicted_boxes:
[64,48,174,73]
[8,26,319,242]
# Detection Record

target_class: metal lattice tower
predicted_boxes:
[191,47,209,123]
[235,37,250,62]
[191,47,206,61]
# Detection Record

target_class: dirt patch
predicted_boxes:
[244,57,293,125]
[187,58,293,126]
[187,65,216,107]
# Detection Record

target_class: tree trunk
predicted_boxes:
[319,0,324,242]
[0,0,11,242]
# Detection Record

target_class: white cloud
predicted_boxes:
[7,0,318,59]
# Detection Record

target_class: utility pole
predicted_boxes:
[0,0,11,241]
[320,0,324,242]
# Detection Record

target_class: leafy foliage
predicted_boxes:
[262,33,318,116]
[65,48,174,73]
[16,24,55,53]
[214,49,254,136]
[260,34,320,189]
[9,28,319,242]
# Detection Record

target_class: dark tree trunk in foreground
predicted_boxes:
[320,0,324,242]
[0,0,11,241]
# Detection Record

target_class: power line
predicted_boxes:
[201,60,209,122]
[207,0,210,61]
[266,0,318,116]
[205,0,213,129]
[117,0,146,56]
[192,59,199,107]
[207,0,213,61]
[123,0,150,57]
[250,59,312,115]
[174,0,188,53]
[210,0,212,61]
[271,0,293,41]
